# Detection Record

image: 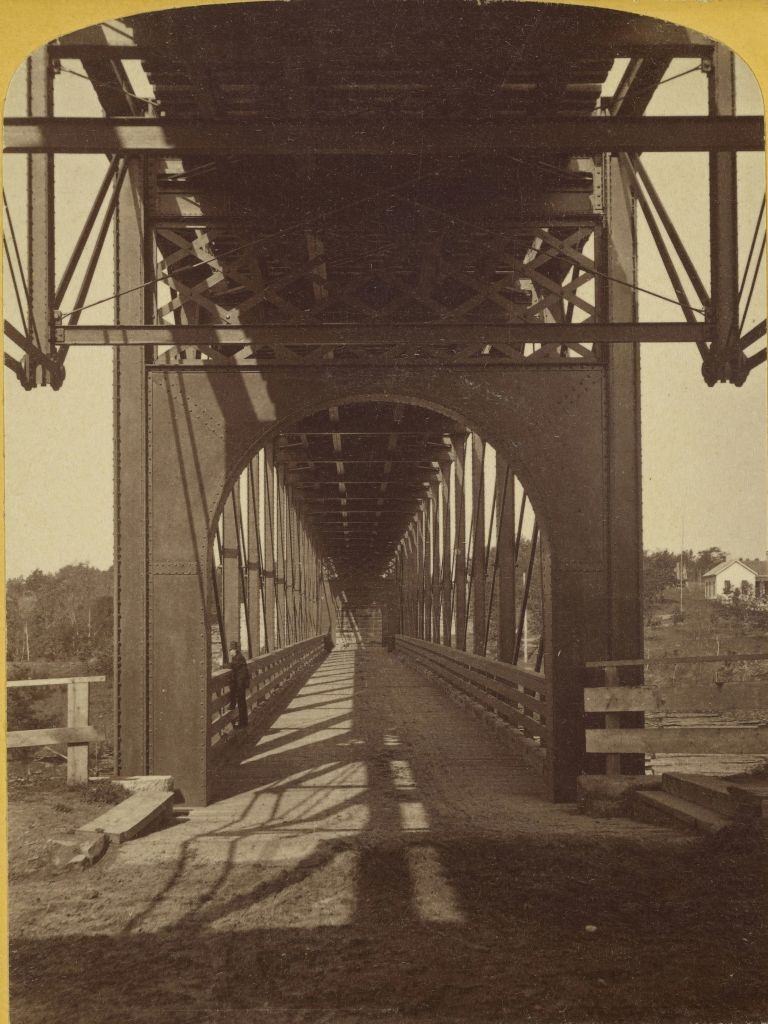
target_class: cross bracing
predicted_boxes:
[3,2,766,805]
[3,1,765,387]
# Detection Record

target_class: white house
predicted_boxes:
[703,558,757,599]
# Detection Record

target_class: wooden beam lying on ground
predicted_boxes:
[78,791,175,844]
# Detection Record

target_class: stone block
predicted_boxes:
[47,836,82,869]
[577,774,660,801]
[577,774,660,818]
[78,831,109,865]
[47,830,108,870]
[113,775,175,795]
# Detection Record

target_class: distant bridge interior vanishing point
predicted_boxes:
[2,1,765,805]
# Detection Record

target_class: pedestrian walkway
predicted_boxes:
[119,648,671,871]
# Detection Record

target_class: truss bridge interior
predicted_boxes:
[2,1,765,805]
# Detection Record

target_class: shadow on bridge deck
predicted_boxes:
[11,650,767,1024]
[203,646,546,843]
[116,647,677,872]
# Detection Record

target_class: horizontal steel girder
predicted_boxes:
[58,323,712,347]
[5,116,763,155]
[50,15,713,61]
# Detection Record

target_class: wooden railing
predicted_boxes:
[209,635,326,751]
[585,655,768,774]
[394,635,548,764]
[6,676,105,785]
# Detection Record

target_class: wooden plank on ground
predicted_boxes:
[586,726,768,755]
[7,725,101,748]
[79,791,175,844]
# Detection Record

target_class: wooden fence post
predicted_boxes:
[603,665,622,775]
[67,679,90,786]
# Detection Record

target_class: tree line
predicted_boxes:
[3,546,757,669]
[6,563,113,668]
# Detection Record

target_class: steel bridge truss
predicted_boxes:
[210,450,327,663]
[3,4,766,805]
[2,15,766,387]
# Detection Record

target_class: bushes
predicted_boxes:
[711,598,768,633]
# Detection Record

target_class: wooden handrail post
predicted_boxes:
[66,678,90,785]
[603,666,621,776]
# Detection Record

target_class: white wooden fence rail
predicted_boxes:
[585,656,768,773]
[6,676,105,785]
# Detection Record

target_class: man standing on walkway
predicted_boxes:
[228,641,250,729]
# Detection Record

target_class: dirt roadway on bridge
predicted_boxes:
[9,650,768,1024]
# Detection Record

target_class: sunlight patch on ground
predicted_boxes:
[241,722,354,763]
[407,845,465,923]
[388,759,416,789]
[398,800,430,832]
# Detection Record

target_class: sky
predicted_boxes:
[2,38,767,579]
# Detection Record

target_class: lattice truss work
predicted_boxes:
[210,451,327,665]
[395,435,545,667]
[2,4,766,385]
[150,156,601,366]
[210,401,545,680]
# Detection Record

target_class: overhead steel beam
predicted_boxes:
[299,499,421,509]
[283,429,456,437]
[59,323,712,347]
[290,480,430,489]
[50,14,714,60]
[281,459,451,467]
[5,116,762,155]
[24,48,57,387]
[704,45,742,385]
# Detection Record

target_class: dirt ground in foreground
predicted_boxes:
[8,650,768,1024]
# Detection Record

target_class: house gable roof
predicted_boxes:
[703,558,758,578]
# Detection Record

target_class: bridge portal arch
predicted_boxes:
[207,393,549,657]
[119,361,615,805]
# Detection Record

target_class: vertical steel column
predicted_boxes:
[114,157,151,777]
[293,500,303,640]
[25,46,55,387]
[275,463,287,646]
[303,530,311,636]
[415,516,421,634]
[441,463,452,645]
[496,458,516,663]
[453,435,467,650]
[406,526,416,634]
[246,461,262,656]
[284,488,296,642]
[423,501,433,641]
[400,530,410,634]
[221,483,241,652]
[303,524,310,639]
[431,480,441,641]
[603,156,644,663]
[317,550,327,636]
[707,45,739,383]
[399,535,407,634]
[262,444,277,650]
[412,523,420,636]
[314,540,322,635]
[597,153,645,779]
[471,435,486,655]
[296,520,305,639]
